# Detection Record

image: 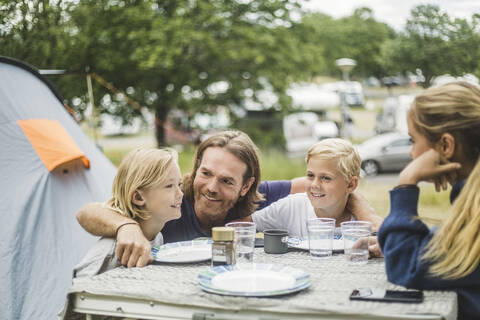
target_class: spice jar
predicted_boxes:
[211,227,236,267]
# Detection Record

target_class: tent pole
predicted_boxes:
[86,72,99,146]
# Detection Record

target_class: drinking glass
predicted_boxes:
[341,221,372,265]
[225,222,256,263]
[307,218,335,259]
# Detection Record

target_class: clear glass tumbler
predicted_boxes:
[307,218,336,259]
[224,221,256,263]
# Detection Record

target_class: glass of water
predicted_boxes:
[225,222,256,264]
[341,221,372,265]
[307,218,335,259]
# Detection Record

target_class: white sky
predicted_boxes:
[301,0,479,30]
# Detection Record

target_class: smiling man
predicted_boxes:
[76,131,303,267]
[160,131,289,243]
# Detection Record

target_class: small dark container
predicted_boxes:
[264,229,289,254]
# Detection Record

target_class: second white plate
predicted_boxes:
[152,240,212,263]
[289,238,344,253]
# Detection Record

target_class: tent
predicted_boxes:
[0,56,116,319]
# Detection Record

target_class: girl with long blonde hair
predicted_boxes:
[378,81,480,320]
[74,148,183,277]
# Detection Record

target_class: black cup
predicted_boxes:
[264,229,289,254]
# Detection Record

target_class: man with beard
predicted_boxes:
[77,130,380,267]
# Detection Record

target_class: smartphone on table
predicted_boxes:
[350,288,423,303]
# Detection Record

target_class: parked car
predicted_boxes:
[357,132,412,176]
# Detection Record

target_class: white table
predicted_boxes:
[66,248,457,320]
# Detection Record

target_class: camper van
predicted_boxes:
[375,95,414,135]
[283,112,339,157]
[320,81,365,107]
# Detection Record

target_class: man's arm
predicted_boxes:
[76,202,130,236]
[76,203,152,267]
[290,176,308,194]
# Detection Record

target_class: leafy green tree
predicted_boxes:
[380,4,480,87]
[0,0,74,67]
[299,7,394,79]
[339,8,395,78]
[2,0,324,146]
[67,0,324,146]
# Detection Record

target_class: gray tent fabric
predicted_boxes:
[0,56,116,319]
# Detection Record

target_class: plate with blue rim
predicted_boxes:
[152,239,212,263]
[288,237,344,253]
[198,263,311,297]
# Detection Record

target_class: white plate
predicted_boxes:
[152,240,212,263]
[289,238,344,253]
[198,263,310,296]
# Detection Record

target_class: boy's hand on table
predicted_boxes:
[351,235,383,259]
[368,236,383,259]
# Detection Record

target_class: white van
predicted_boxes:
[375,95,414,134]
[320,81,365,107]
[283,112,339,157]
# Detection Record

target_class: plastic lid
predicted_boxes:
[212,227,234,241]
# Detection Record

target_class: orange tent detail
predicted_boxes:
[18,119,90,171]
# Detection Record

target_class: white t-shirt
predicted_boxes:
[73,231,164,278]
[252,193,353,239]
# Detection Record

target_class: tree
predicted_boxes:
[298,7,394,80]
[0,0,75,67]
[66,0,324,146]
[1,0,324,146]
[380,5,480,87]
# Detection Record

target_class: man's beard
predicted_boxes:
[193,188,240,224]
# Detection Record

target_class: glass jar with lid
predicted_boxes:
[211,227,236,267]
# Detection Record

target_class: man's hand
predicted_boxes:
[347,192,383,232]
[398,149,461,190]
[116,223,152,268]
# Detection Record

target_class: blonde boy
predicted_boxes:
[250,138,361,238]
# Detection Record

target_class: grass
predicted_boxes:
[103,143,451,223]
[102,148,130,167]
[357,180,451,223]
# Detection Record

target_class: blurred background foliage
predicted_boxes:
[1,1,479,147]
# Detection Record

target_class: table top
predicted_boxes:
[68,248,457,320]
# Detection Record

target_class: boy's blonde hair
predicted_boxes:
[106,148,177,220]
[305,138,361,181]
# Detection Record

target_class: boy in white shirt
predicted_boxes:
[248,138,375,239]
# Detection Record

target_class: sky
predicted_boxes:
[301,0,479,30]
